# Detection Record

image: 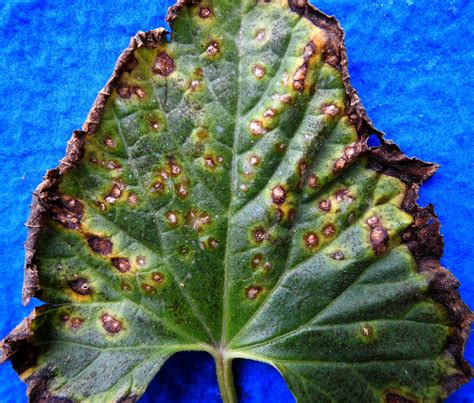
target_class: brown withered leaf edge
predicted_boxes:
[2,0,472,400]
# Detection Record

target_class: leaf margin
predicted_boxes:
[1,0,472,400]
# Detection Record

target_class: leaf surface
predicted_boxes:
[2,1,472,402]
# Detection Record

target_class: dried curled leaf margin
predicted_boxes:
[1,0,472,399]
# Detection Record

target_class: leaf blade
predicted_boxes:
[2,1,472,402]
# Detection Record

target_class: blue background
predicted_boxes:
[0,0,473,401]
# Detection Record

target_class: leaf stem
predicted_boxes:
[215,351,237,403]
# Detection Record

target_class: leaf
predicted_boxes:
[2,1,472,401]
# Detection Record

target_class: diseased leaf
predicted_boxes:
[2,1,472,401]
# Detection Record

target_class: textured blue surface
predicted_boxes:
[0,0,473,401]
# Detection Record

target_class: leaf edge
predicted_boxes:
[0,0,471,400]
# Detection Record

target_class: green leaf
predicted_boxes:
[2,1,472,402]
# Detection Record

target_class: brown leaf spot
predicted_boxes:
[255,28,266,42]
[187,209,211,232]
[103,136,116,148]
[87,235,113,255]
[208,238,219,249]
[105,183,124,204]
[303,41,317,59]
[149,118,161,131]
[304,232,319,248]
[71,317,84,330]
[292,65,307,91]
[245,285,262,300]
[335,189,354,203]
[151,182,164,193]
[330,250,345,260]
[136,256,147,266]
[101,314,122,334]
[253,228,268,243]
[176,182,189,199]
[361,324,373,338]
[117,85,145,100]
[321,104,340,117]
[263,108,276,118]
[333,157,347,171]
[263,262,272,271]
[168,159,182,176]
[50,196,84,230]
[367,216,380,227]
[250,120,267,136]
[199,7,211,18]
[133,87,145,98]
[370,225,389,255]
[166,211,179,227]
[189,80,200,91]
[151,272,164,283]
[275,143,286,153]
[153,51,175,76]
[318,199,331,212]
[279,93,293,104]
[307,174,318,189]
[204,155,216,169]
[104,160,121,170]
[127,193,138,205]
[293,66,307,81]
[252,64,266,79]
[68,278,91,295]
[293,80,304,91]
[323,224,335,238]
[298,160,308,176]
[251,253,264,268]
[121,282,132,292]
[111,258,131,273]
[142,284,156,294]
[206,41,219,56]
[117,85,132,98]
[271,186,286,205]
[344,146,357,159]
[249,155,260,166]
